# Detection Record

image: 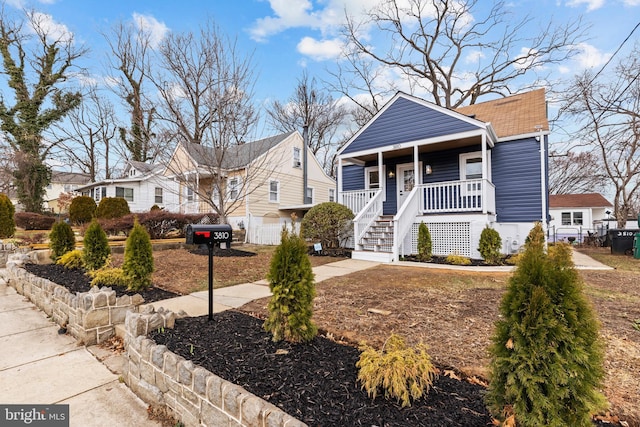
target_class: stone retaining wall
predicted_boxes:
[123,309,307,427]
[5,252,143,345]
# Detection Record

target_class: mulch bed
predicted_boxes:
[150,311,494,427]
[23,263,179,303]
[187,246,258,257]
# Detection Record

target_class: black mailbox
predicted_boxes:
[186,224,232,248]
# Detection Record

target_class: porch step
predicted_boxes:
[358,214,394,253]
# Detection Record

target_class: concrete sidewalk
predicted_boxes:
[0,272,160,427]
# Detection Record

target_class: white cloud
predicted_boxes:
[465,50,485,64]
[622,0,640,5]
[573,42,611,69]
[513,47,543,70]
[132,13,169,48]
[297,36,343,60]
[28,12,73,43]
[566,0,605,11]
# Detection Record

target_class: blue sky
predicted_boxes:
[4,0,640,146]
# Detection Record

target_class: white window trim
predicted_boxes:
[116,186,134,202]
[364,166,384,190]
[154,187,163,204]
[293,147,302,168]
[269,180,280,203]
[328,188,335,202]
[228,177,242,200]
[459,151,491,181]
[306,186,315,204]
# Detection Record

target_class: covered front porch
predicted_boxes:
[337,129,497,262]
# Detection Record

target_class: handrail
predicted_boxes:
[393,187,420,261]
[353,189,383,248]
[341,189,379,215]
[418,179,495,213]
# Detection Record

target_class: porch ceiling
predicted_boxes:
[345,135,482,163]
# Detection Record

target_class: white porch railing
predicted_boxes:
[393,187,420,261]
[353,190,383,249]
[418,179,495,214]
[341,189,379,215]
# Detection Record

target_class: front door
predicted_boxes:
[396,163,417,210]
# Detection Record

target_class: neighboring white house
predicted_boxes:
[44,171,91,213]
[548,193,613,243]
[164,130,336,244]
[76,161,181,213]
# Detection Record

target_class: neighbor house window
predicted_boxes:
[93,186,107,202]
[561,212,571,226]
[293,147,301,168]
[306,187,314,204]
[116,187,134,202]
[155,187,163,204]
[186,187,194,202]
[228,177,240,200]
[269,180,279,202]
[328,188,335,202]
[572,212,583,225]
[561,211,583,226]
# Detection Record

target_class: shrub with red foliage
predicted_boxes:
[14,212,56,230]
[94,211,216,239]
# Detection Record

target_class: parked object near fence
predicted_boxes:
[609,229,639,256]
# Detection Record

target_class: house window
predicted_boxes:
[328,188,335,202]
[155,187,163,204]
[573,212,583,225]
[365,167,381,189]
[116,187,134,202]
[561,212,571,226]
[293,147,301,168]
[186,187,194,202]
[306,187,314,204]
[459,151,490,180]
[93,186,107,202]
[269,180,279,203]
[228,177,240,200]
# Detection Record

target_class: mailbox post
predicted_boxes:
[186,224,232,320]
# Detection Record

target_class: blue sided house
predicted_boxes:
[337,89,550,262]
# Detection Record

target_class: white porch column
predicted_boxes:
[414,145,420,186]
[482,133,488,214]
[337,157,343,204]
[378,151,384,201]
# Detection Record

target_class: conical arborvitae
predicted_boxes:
[264,225,317,343]
[122,217,154,291]
[83,218,111,271]
[486,223,606,427]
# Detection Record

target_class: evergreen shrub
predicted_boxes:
[0,193,16,238]
[357,334,437,408]
[96,197,130,219]
[478,226,502,265]
[69,196,96,224]
[122,218,154,291]
[445,252,471,265]
[90,267,128,288]
[83,218,111,271]
[264,225,317,343]
[486,224,606,427]
[49,221,76,261]
[417,222,432,261]
[301,202,354,248]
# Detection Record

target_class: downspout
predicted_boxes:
[303,124,310,204]
[537,125,547,226]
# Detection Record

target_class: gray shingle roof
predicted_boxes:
[182,131,296,170]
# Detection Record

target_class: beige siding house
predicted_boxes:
[165,131,336,243]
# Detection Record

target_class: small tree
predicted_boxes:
[83,218,111,271]
[478,226,502,265]
[486,223,606,426]
[122,218,154,291]
[417,222,432,262]
[49,221,76,261]
[0,193,16,238]
[69,196,97,224]
[301,202,354,248]
[96,197,131,219]
[264,225,317,343]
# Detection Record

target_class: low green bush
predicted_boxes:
[90,267,129,288]
[301,202,354,248]
[96,197,131,219]
[56,249,85,269]
[478,226,502,265]
[69,196,96,224]
[49,221,76,261]
[122,218,154,291]
[445,252,471,265]
[83,218,111,271]
[0,193,15,238]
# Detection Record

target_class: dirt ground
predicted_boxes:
[123,244,640,426]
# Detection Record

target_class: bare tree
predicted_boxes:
[267,71,348,174]
[51,86,118,181]
[0,8,86,212]
[548,151,608,195]
[103,19,165,163]
[564,47,640,228]
[338,0,585,120]
[157,20,273,224]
